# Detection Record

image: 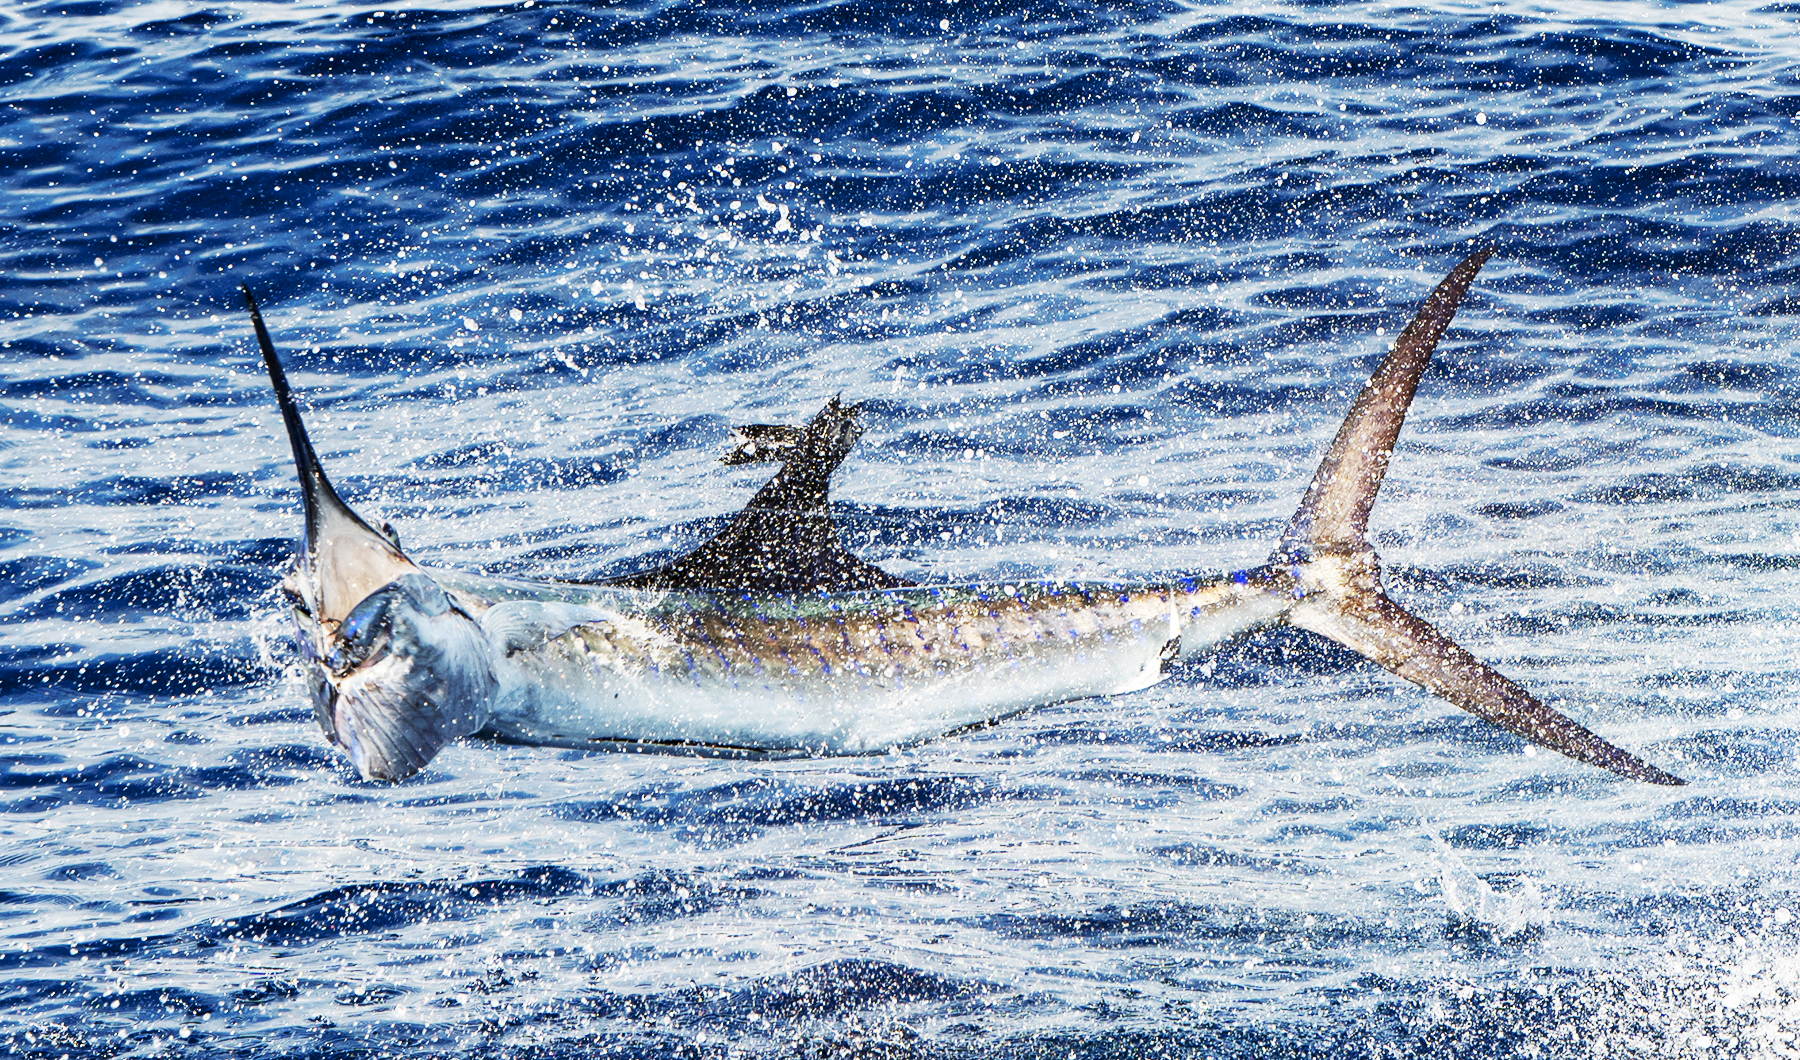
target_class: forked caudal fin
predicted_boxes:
[1274,250,1685,786]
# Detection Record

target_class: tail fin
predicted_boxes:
[1277,251,1685,786]
[1290,581,1685,785]
[243,287,417,628]
[1276,249,1492,561]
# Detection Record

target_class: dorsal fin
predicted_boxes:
[607,396,911,595]
[1275,248,1492,562]
[243,287,418,626]
[720,424,809,466]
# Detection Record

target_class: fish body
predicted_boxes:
[422,568,1286,755]
[240,250,1685,786]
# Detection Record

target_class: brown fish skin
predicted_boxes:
[464,571,1290,758]
[628,575,1276,686]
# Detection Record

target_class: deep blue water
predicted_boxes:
[4,1,1800,1056]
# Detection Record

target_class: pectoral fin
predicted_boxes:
[1290,590,1685,786]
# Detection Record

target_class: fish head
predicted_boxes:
[296,492,422,633]
[318,572,496,781]
[245,288,490,781]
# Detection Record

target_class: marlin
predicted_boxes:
[243,250,1684,786]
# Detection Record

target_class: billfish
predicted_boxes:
[243,250,1684,786]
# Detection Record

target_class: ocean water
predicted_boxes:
[4,0,1800,1055]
